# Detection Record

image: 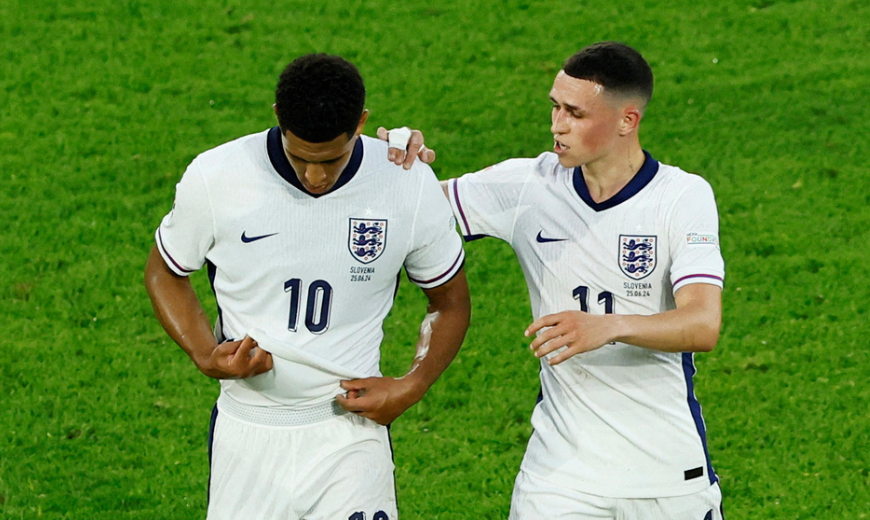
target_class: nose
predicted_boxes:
[304,164,328,186]
[551,108,568,135]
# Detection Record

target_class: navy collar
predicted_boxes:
[572,150,659,212]
[266,126,364,197]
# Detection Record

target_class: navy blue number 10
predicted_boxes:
[284,278,333,334]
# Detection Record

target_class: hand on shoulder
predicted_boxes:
[377,126,436,170]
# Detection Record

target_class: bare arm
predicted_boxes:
[527,283,722,365]
[144,245,273,379]
[336,268,471,424]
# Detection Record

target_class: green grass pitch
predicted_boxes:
[1,0,869,518]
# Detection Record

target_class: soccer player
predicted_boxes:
[144,54,470,520]
[389,41,725,519]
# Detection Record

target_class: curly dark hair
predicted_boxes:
[275,54,366,143]
[562,42,653,108]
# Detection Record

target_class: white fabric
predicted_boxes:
[242,328,367,408]
[208,411,397,520]
[217,393,347,426]
[447,151,724,499]
[510,469,723,520]
[156,131,464,409]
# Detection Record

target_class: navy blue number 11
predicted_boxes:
[349,512,389,520]
[572,285,615,314]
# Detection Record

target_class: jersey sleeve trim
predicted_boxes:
[448,178,474,238]
[673,273,724,293]
[448,178,494,242]
[156,227,197,276]
[406,249,465,289]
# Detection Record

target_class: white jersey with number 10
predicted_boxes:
[156,129,464,409]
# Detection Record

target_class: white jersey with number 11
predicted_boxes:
[447,150,724,499]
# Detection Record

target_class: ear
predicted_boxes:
[355,109,370,136]
[273,103,284,131]
[618,105,642,136]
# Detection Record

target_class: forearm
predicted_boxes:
[403,308,468,396]
[144,246,218,367]
[403,271,471,399]
[528,283,722,364]
[611,303,720,353]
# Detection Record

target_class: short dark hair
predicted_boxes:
[562,42,653,108]
[275,54,366,143]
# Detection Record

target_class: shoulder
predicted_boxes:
[358,135,433,180]
[655,161,713,189]
[531,151,565,176]
[459,152,558,183]
[647,161,721,225]
[653,161,716,198]
[482,152,554,176]
[359,134,390,156]
[190,129,270,174]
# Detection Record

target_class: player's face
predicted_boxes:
[282,130,356,194]
[280,111,369,195]
[549,71,626,168]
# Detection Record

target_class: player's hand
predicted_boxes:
[377,126,436,170]
[526,311,616,365]
[335,376,423,425]
[197,336,274,379]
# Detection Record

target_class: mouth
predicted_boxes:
[305,183,331,194]
[553,137,568,154]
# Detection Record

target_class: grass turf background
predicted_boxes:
[1,0,869,518]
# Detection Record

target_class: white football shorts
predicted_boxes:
[510,469,724,520]
[207,403,398,520]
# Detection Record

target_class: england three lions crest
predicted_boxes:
[349,219,387,264]
[619,235,657,280]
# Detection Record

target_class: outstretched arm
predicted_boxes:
[336,268,471,425]
[527,283,722,365]
[144,245,273,379]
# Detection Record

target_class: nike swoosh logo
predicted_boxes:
[241,231,278,243]
[536,231,568,243]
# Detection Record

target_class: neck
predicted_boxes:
[581,145,646,204]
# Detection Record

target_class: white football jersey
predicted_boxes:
[447,151,724,499]
[156,128,464,408]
